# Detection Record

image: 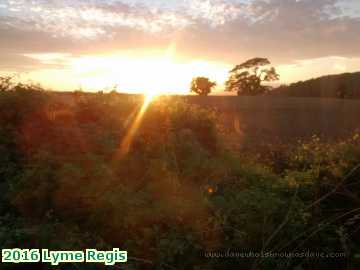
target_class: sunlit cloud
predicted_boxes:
[24,53,72,65]
[2,0,192,38]
[186,0,243,26]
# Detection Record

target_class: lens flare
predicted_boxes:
[117,93,156,158]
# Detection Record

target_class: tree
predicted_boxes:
[225,58,280,96]
[190,77,216,96]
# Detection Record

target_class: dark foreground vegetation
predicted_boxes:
[1,87,360,270]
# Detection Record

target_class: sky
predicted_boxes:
[0,0,360,93]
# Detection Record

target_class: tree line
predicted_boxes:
[270,72,360,99]
[190,57,280,96]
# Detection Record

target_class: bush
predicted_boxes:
[0,89,359,269]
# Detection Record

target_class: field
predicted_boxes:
[1,89,360,270]
[187,96,360,144]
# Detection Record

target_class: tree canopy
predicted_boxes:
[190,77,216,96]
[225,57,279,96]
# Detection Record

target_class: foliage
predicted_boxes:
[0,85,359,269]
[190,77,217,96]
[225,58,280,96]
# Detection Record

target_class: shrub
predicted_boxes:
[1,90,359,269]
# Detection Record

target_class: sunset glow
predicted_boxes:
[23,49,230,95]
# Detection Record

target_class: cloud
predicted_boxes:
[185,0,244,26]
[0,52,68,72]
[1,0,191,38]
[277,56,360,83]
[0,53,43,71]
[0,0,359,72]
[175,0,360,63]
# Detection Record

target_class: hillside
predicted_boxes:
[271,72,360,98]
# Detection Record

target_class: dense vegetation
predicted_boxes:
[272,72,360,99]
[0,86,360,270]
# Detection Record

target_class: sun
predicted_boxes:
[144,90,158,104]
[24,46,229,159]
[67,47,229,96]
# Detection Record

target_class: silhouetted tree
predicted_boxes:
[190,77,216,96]
[225,58,279,96]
